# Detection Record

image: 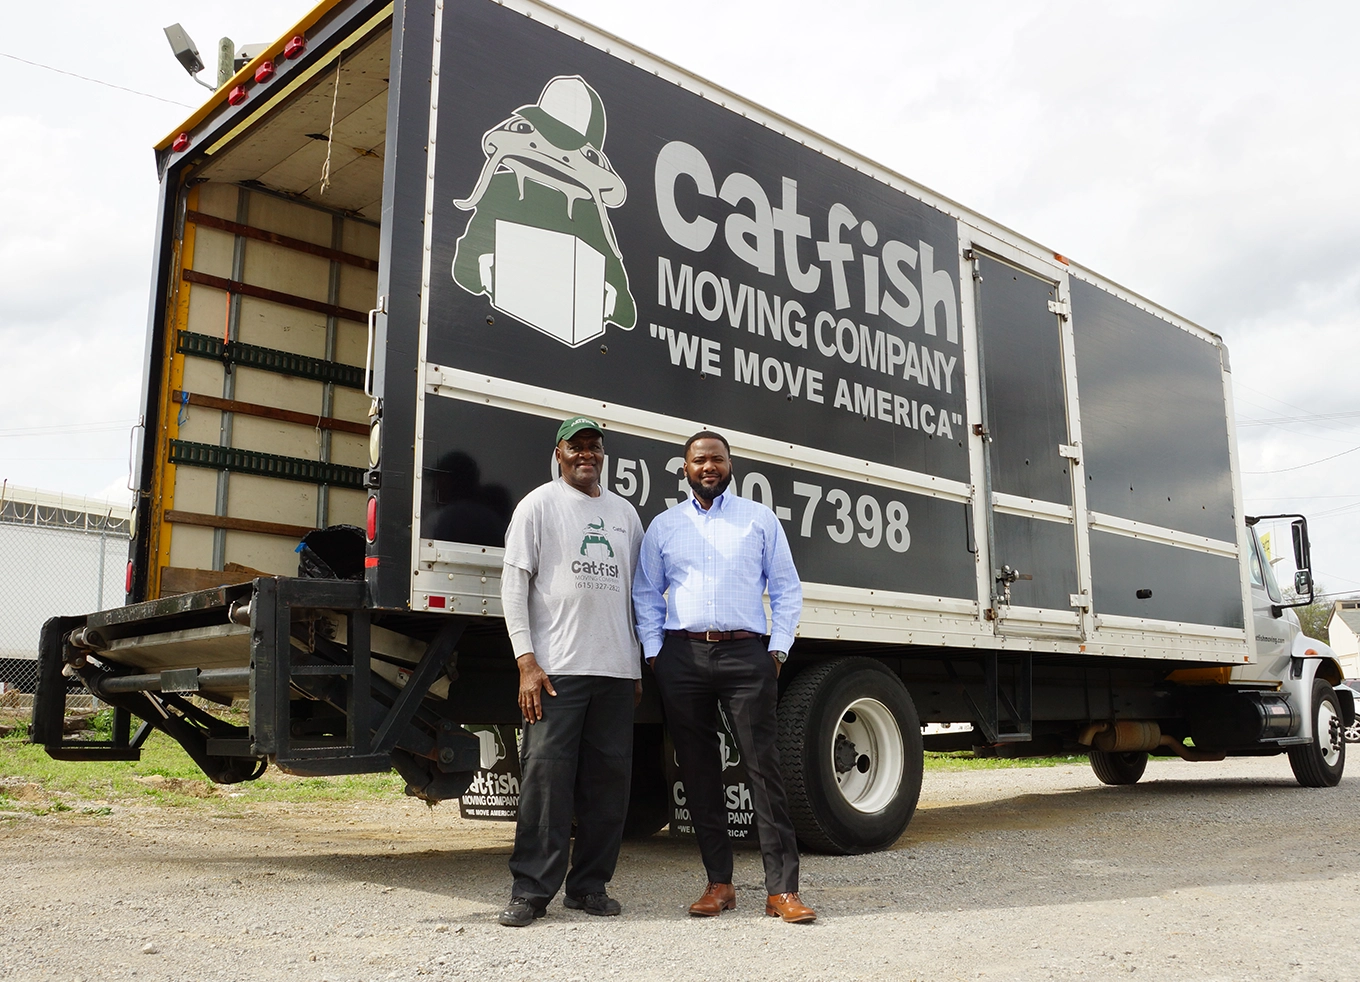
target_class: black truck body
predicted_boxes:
[32,0,1346,853]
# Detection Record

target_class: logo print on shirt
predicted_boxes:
[580,517,615,558]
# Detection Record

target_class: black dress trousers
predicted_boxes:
[652,634,799,894]
[509,674,635,905]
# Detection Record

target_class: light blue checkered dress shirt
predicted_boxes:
[633,489,802,660]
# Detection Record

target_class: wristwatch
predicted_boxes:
[770,650,788,664]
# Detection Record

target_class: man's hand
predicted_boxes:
[770,652,784,679]
[634,679,643,706]
[517,653,556,723]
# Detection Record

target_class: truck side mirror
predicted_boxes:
[1290,518,1314,603]
[1291,519,1311,572]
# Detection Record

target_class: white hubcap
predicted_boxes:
[831,697,904,813]
[1319,699,1343,767]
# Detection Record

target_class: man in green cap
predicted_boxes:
[498,416,644,926]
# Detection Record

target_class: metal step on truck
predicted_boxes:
[31,0,1348,854]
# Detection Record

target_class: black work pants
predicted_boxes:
[652,635,799,894]
[508,674,635,905]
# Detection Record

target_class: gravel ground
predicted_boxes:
[2,754,1356,982]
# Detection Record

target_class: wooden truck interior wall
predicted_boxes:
[151,25,391,598]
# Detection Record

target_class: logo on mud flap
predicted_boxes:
[669,704,742,772]
[451,75,636,348]
[717,705,742,771]
[579,517,615,559]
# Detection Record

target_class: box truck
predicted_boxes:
[31,0,1347,853]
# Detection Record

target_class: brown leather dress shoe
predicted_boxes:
[765,892,817,923]
[688,882,736,917]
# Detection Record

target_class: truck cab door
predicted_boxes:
[1247,524,1293,677]
[969,244,1089,640]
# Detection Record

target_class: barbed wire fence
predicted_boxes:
[0,494,130,701]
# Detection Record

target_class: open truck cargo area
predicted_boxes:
[32,0,1349,853]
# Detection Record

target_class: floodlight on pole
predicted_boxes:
[164,23,216,90]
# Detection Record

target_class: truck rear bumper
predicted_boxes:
[29,577,481,796]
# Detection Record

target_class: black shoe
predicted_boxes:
[498,897,545,927]
[563,892,622,916]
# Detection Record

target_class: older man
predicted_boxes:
[633,430,816,923]
[498,416,643,927]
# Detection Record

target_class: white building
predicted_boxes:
[1330,600,1360,680]
[0,485,132,691]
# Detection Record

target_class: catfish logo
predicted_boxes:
[452,75,636,347]
[579,517,615,559]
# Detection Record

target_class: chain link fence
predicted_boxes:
[0,489,131,698]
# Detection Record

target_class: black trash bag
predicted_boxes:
[296,525,366,580]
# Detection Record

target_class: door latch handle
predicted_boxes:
[364,295,388,398]
[995,565,1032,607]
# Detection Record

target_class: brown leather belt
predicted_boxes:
[667,629,762,642]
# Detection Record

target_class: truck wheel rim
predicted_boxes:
[1319,699,1342,767]
[831,697,904,813]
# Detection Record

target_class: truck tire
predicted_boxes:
[624,724,669,838]
[778,658,923,855]
[1288,679,1345,787]
[1089,750,1148,785]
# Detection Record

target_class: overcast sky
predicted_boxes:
[2,0,1356,598]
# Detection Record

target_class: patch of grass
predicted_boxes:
[5,710,1103,813]
[1,714,404,812]
[84,708,116,740]
[924,751,1090,771]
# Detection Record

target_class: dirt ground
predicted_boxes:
[2,754,1356,982]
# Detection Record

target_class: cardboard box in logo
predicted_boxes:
[458,724,521,821]
[493,221,606,346]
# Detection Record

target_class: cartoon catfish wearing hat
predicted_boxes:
[451,75,636,347]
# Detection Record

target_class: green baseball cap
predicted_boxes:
[556,416,603,443]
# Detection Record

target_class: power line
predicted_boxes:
[1235,380,1337,422]
[1238,409,1360,427]
[0,419,137,438]
[1243,443,1360,474]
[0,51,194,108]
[1233,382,1359,440]
[1245,494,1360,500]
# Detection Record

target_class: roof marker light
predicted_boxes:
[254,61,275,83]
[172,132,190,153]
[227,85,248,106]
[284,35,307,60]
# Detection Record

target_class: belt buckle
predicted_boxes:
[704,630,723,642]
